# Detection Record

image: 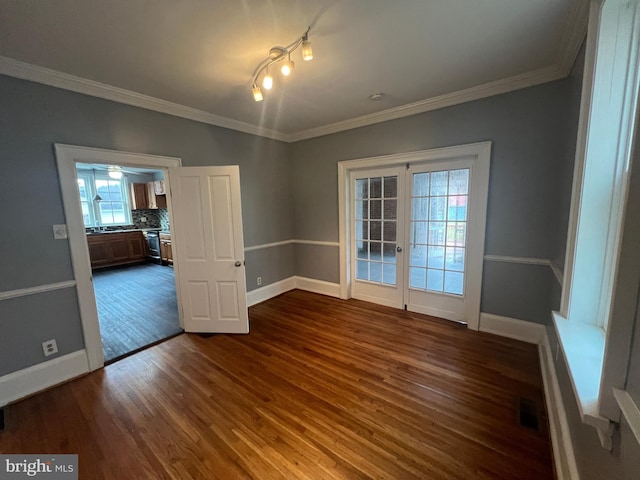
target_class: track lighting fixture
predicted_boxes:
[251,27,313,102]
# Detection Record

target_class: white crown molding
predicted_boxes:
[0,55,288,142]
[556,0,590,77]
[286,65,564,142]
[1,3,589,148]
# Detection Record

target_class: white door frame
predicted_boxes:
[338,142,491,330]
[55,144,182,371]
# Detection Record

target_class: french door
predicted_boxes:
[351,166,406,308]
[350,157,484,325]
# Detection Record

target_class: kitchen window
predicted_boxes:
[77,171,132,227]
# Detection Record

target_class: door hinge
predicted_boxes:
[406,163,410,170]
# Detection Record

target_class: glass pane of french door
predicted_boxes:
[351,166,405,309]
[408,169,469,295]
[355,175,398,285]
[404,160,476,323]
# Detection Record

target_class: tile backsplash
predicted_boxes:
[132,209,164,229]
[83,208,169,233]
[159,208,170,231]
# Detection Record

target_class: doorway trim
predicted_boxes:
[55,144,182,371]
[337,142,491,330]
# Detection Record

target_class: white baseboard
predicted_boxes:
[0,350,89,408]
[293,276,341,298]
[247,277,297,307]
[539,334,580,480]
[478,313,546,344]
[247,276,341,307]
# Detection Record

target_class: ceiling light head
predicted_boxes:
[262,71,273,90]
[369,93,385,101]
[108,165,123,179]
[281,58,295,77]
[252,84,264,102]
[301,39,313,61]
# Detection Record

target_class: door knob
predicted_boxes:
[234,261,242,267]
[396,246,403,252]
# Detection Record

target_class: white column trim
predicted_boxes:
[0,280,76,301]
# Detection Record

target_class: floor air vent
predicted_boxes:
[517,397,540,431]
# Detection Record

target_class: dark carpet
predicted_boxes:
[92,263,182,363]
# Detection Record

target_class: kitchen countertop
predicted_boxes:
[86,228,162,236]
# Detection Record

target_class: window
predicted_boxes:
[76,171,132,227]
[554,0,640,446]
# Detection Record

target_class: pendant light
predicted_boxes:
[92,169,103,203]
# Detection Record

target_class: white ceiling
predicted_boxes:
[0,0,586,141]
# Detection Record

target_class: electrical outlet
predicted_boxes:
[42,339,58,357]
[257,277,262,286]
[52,224,68,240]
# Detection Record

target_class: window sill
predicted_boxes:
[552,312,612,443]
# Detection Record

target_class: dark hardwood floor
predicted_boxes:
[0,290,553,479]
[93,263,182,363]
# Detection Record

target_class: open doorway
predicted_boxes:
[75,163,181,363]
[57,145,250,373]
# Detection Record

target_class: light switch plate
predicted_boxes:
[53,224,68,240]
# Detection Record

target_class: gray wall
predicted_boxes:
[0,73,293,374]
[290,78,580,324]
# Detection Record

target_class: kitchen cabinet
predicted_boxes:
[130,182,164,209]
[87,231,147,269]
[130,183,150,209]
[159,232,173,265]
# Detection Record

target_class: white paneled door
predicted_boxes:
[350,156,487,326]
[169,166,249,333]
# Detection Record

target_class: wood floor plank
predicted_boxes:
[0,290,554,479]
